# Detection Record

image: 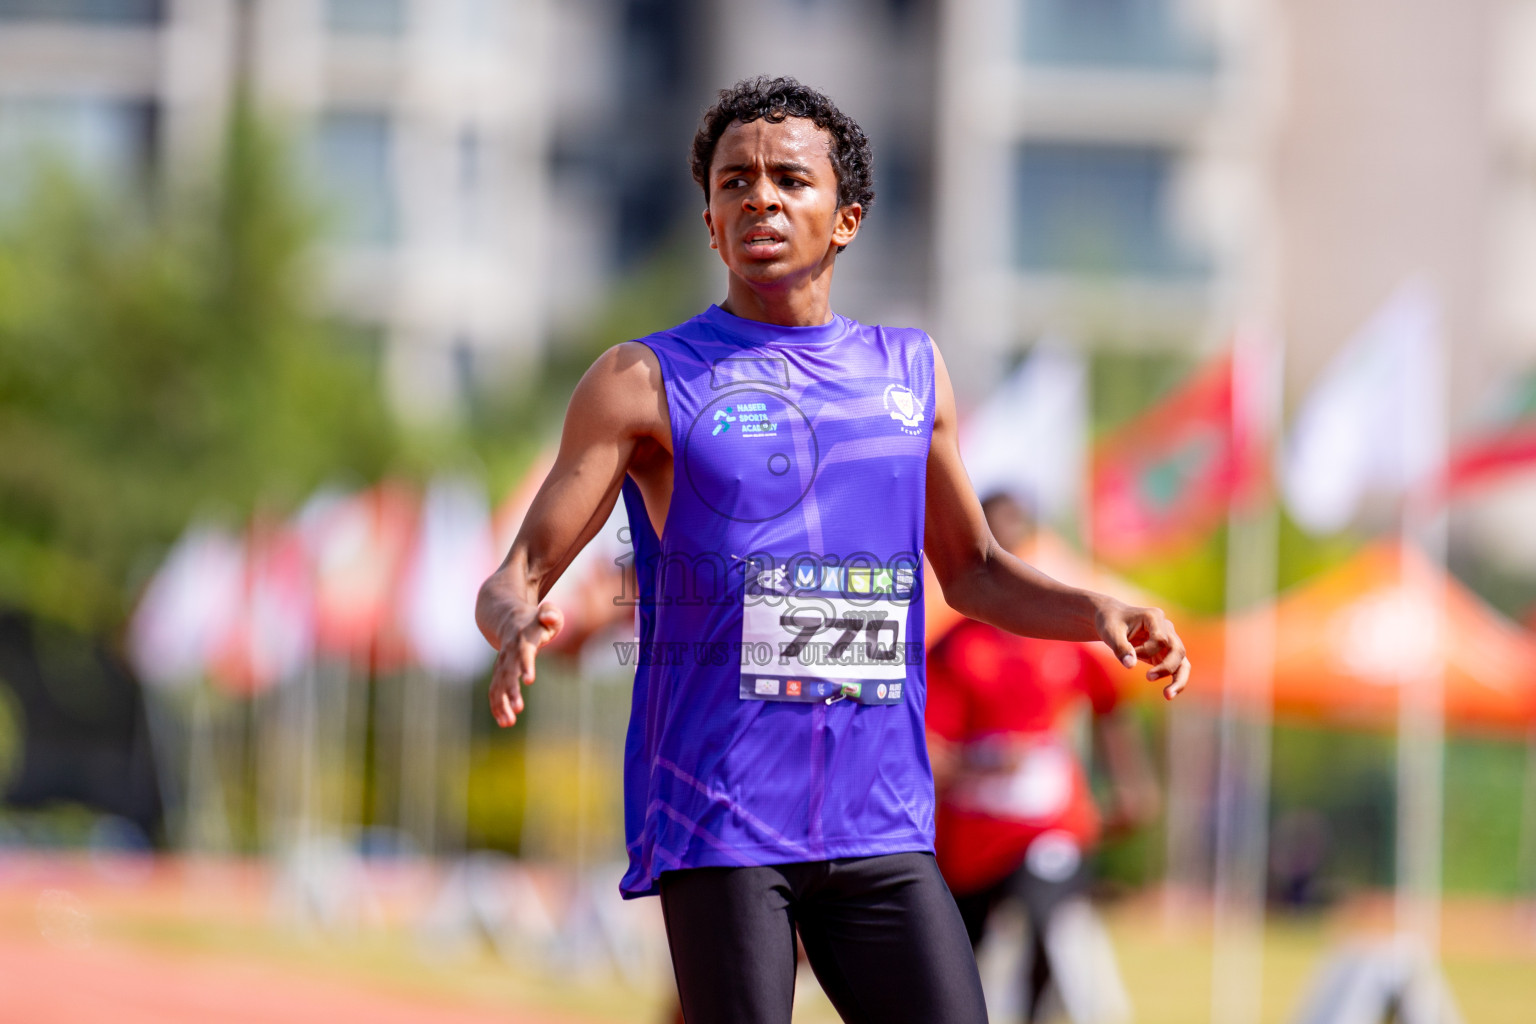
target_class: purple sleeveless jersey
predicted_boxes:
[617,304,937,898]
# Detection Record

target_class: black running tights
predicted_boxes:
[658,851,990,1024]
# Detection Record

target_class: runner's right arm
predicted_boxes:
[476,342,669,727]
[923,345,1190,699]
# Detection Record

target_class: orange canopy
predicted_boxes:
[1182,543,1536,734]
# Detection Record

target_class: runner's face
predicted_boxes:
[703,117,860,285]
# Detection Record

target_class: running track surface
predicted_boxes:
[0,934,582,1024]
[0,856,609,1024]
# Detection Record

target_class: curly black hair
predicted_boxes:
[690,76,875,248]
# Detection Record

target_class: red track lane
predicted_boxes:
[0,934,585,1024]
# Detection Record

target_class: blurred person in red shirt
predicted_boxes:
[926,492,1160,1023]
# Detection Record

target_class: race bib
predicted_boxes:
[950,741,1076,822]
[737,570,917,705]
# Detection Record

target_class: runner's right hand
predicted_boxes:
[485,599,564,728]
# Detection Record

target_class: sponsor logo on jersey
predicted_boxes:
[877,683,888,699]
[889,683,902,700]
[755,678,780,696]
[733,401,778,437]
[786,680,802,696]
[747,558,916,598]
[884,384,925,432]
[841,682,862,699]
[712,401,780,437]
[756,567,788,592]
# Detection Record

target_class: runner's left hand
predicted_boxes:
[1094,601,1191,700]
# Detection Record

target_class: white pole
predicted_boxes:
[575,665,594,873]
[188,683,234,855]
[341,656,367,843]
[297,661,319,850]
[138,687,189,850]
[318,656,352,841]
[1396,498,1448,956]
[437,676,472,858]
[1209,333,1282,1024]
[1395,293,1449,961]
[1516,728,1536,899]
[400,671,441,857]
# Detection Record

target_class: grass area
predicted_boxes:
[2,859,1532,1023]
[797,898,1536,1024]
[93,915,675,1023]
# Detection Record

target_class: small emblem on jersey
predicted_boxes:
[877,683,888,700]
[820,566,845,591]
[884,384,924,431]
[895,567,916,594]
[755,678,780,696]
[794,564,818,589]
[873,569,894,594]
[889,683,903,700]
[841,682,862,699]
[786,680,802,696]
[848,568,871,594]
[712,407,735,435]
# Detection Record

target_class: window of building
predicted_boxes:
[311,111,396,247]
[325,0,405,37]
[0,0,160,23]
[457,128,487,248]
[0,96,155,206]
[874,146,921,235]
[457,0,505,41]
[1013,142,1204,278]
[1021,0,1214,71]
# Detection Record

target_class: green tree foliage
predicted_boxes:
[0,102,400,631]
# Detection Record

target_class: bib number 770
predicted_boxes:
[777,608,901,664]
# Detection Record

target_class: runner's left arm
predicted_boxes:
[922,345,1191,699]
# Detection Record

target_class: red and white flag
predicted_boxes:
[1090,340,1270,562]
[211,520,315,695]
[300,482,418,669]
[1433,370,1536,498]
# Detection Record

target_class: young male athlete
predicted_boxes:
[476,77,1190,1024]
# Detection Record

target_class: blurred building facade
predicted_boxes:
[0,0,942,422]
[2,0,1535,448]
[933,0,1258,400]
[932,0,1536,419]
[0,0,554,424]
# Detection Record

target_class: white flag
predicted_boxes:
[127,523,245,690]
[399,476,498,683]
[960,339,1087,524]
[1284,282,1445,534]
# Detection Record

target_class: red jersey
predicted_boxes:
[925,619,1121,895]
